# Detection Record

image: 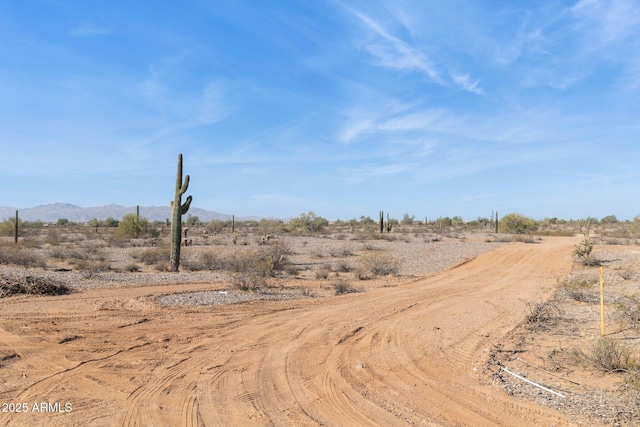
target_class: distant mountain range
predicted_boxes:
[0,203,259,223]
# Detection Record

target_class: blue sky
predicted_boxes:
[2,1,639,221]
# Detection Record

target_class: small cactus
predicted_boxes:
[170,154,192,272]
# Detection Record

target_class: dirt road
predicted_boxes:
[0,237,580,426]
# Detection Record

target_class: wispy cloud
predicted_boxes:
[344,162,415,184]
[136,58,235,141]
[344,7,485,94]
[572,0,640,47]
[349,9,442,83]
[451,74,483,95]
[70,22,110,38]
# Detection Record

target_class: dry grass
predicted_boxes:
[0,246,47,269]
[558,273,598,303]
[358,252,400,276]
[133,247,169,266]
[591,337,633,372]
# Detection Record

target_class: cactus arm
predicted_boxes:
[180,175,190,195]
[181,195,192,215]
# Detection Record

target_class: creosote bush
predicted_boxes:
[286,212,329,234]
[498,213,538,235]
[116,214,159,238]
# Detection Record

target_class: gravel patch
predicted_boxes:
[1,232,504,294]
[156,290,299,307]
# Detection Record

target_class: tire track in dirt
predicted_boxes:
[0,237,582,426]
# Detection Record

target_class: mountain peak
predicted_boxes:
[1,204,244,222]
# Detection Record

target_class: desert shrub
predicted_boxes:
[573,233,594,264]
[72,259,111,273]
[48,247,69,260]
[616,296,640,328]
[0,246,46,268]
[361,242,380,251]
[0,217,23,237]
[401,214,415,225]
[19,237,43,249]
[310,249,326,259]
[115,214,158,238]
[205,219,227,234]
[101,217,119,227]
[353,224,379,241]
[618,265,635,280]
[231,272,266,292]
[258,218,285,235]
[353,265,371,280]
[197,251,224,270]
[133,247,169,266]
[153,262,167,272]
[0,276,70,297]
[286,212,329,234]
[44,229,65,246]
[524,298,563,330]
[284,264,301,276]
[605,238,628,245]
[315,265,331,279]
[558,274,598,303]
[65,247,89,260]
[254,241,290,277]
[330,245,355,257]
[629,215,640,235]
[332,261,352,273]
[180,254,202,271]
[334,279,360,295]
[591,337,633,372]
[499,213,538,235]
[341,245,355,256]
[358,252,400,276]
[195,242,290,277]
[124,263,141,272]
[220,249,258,272]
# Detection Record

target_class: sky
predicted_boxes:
[2,0,640,221]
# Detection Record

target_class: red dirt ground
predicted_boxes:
[0,237,583,426]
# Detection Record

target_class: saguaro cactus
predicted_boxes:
[14,210,18,244]
[170,154,192,272]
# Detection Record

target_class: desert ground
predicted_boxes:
[1,221,639,426]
